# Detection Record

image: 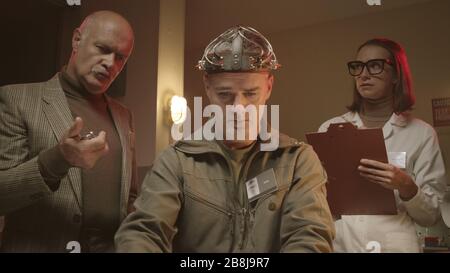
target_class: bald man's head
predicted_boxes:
[78,11,134,43]
[67,10,134,95]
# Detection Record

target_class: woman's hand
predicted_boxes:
[358,159,418,201]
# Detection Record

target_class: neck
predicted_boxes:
[61,65,103,100]
[65,62,82,89]
[361,94,394,118]
[222,140,256,150]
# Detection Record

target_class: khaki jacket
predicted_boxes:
[115,134,335,252]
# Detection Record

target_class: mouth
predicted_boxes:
[92,69,110,81]
[359,83,374,88]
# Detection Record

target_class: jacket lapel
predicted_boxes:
[382,117,394,140]
[41,74,82,211]
[342,112,364,128]
[383,113,409,140]
[105,96,132,219]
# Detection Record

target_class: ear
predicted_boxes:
[72,28,82,51]
[265,73,274,101]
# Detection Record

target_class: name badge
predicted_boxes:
[388,152,406,169]
[245,168,278,202]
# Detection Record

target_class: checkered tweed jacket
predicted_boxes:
[0,74,138,252]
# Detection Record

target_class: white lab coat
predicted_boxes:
[319,111,447,253]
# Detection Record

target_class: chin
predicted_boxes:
[86,87,105,95]
[224,139,254,149]
[86,88,107,96]
[85,82,108,95]
[358,90,380,100]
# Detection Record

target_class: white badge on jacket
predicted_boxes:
[245,168,278,202]
[388,152,406,169]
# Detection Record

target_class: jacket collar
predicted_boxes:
[173,131,301,155]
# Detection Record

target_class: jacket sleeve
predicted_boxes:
[0,87,54,215]
[279,144,335,252]
[115,146,183,253]
[402,125,447,226]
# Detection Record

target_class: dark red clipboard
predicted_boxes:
[306,122,397,216]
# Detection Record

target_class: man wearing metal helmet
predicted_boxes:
[115,26,335,252]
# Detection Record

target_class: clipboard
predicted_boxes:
[306,122,397,216]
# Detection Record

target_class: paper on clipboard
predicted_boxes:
[306,122,397,216]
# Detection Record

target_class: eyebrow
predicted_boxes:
[243,87,259,92]
[214,86,232,91]
[213,86,260,92]
[96,43,127,58]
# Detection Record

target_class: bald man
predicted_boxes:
[0,11,138,252]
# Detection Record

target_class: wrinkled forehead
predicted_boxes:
[87,20,134,52]
[206,72,270,88]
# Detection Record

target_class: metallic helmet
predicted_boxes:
[196,26,281,73]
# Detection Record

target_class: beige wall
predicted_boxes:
[269,0,450,188]
[155,0,185,157]
[269,0,450,140]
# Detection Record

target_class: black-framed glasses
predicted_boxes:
[347,58,393,76]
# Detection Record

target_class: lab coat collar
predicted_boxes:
[341,111,410,140]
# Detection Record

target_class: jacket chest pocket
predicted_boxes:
[184,188,232,217]
[180,173,234,223]
[176,181,234,251]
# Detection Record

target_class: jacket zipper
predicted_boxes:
[203,147,261,250]
[220,155,239,250]
[239,150,262,250]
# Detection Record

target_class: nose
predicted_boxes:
[359,65,371,80]
[233,93,248,107]
[102,53,115,70]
